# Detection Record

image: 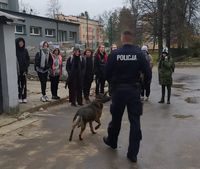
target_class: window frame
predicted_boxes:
[0,2,8,9]
[45,29,55,37]
[30,26,42,36]
[15,25,26,35]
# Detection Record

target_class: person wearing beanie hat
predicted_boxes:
[158,47,175,104]
[83,48,94,103]
[35,41,53,102]
[49,48,62,100]
[66,46,85,106]
[140,45,153,101]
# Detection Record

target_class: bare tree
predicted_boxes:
[141,0,158,50]
[126,0,143,44]
[46,0,61,19]
[19,0,38,15]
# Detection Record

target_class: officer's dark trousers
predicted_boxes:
[95,77,105,95]
[18,72,27,99]
[107,86,142,157]
[50,75,60,97]
[37,72,48,96]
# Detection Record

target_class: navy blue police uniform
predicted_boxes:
[104,44,152,161]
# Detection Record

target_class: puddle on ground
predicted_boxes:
[172,93,182,97]
[173,114,194,119]
[185,97,200,104]
[172,83,186,89]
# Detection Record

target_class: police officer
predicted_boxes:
[103,30,152,163]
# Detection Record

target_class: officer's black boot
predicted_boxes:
[158,85,165,103]
[167,85,171,104]
[103,136,117,149]
[127,153,137,163]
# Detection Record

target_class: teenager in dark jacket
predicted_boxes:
[83,48,94,103]
[94,44,108,95]
[66,47,85,106]
[49,48,62,100]
[16,37,30,103]
[35,41,53,102]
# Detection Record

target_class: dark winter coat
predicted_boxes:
[94,52,108,79]
[158,56,175,85]
[84,56,94,83]
[15,37,30,74]
[34,50,53,73]
[66,55,85,87]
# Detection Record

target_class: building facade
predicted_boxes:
[0,0,19,12]
[57,14,104,49]
[0,9,80,56]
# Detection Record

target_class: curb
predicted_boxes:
[0,97,68,128]
[19,97,68,114]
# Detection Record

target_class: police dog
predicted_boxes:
[69,100,103,141]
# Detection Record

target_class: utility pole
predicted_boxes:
[85,11,89,48]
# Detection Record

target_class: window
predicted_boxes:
[30,26,42,36]
[58,30,67,42]
[0,2,8,9]
[15,25,26,34]
[69,31,77,39]
[45,29,55,37]
[69,31,77,43]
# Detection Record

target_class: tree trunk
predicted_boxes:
[157,0,164,57]
[165,0,172,50]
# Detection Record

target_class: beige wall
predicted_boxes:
[58,15,104,49]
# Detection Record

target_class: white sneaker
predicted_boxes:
[145,97,149,101]
[44,95,49,102]
[40,96,46,102]
[22,99,27,103]
[19,99,23,103]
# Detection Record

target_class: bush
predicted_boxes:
[190,41,200,58]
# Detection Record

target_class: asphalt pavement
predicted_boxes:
[0,67,200,169]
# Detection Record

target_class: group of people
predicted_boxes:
[15,37,175,106]
[66,44,110,106]
[139,45,175,104]
[15,33,175,163]
[15,38,114,105]
[16,39,63,103]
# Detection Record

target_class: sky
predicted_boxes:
[22,0,126,18]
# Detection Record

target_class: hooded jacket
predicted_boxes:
[15,37,30,74]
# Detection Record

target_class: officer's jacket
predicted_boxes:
[106,44,152,85]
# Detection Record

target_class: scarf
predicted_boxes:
[40,48,49,68]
